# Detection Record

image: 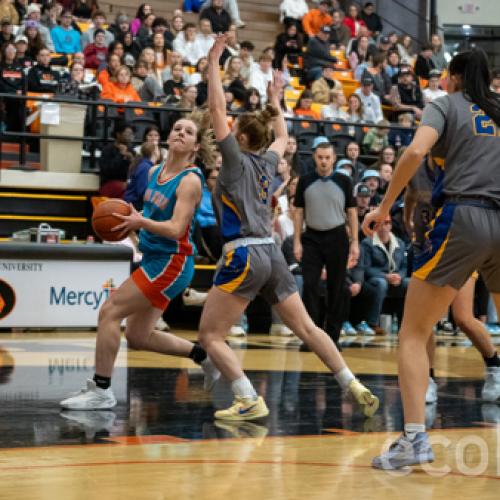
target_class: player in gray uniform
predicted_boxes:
[198,34,379,422]
[365,48,500,470]
[405,159,500,406]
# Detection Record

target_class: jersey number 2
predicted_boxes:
[471,104,497,136]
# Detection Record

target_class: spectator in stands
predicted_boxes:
[190,56,208,85]
[107,40,125,61]
[131,60,164,101]
[173,23,203,66]
[98,52,121,88]
[361,169,382,206]
[349,34,376,71]
[279,0,308,26]
[362,119,390,154]
[132,125,167,159]
[119,31,141,64]
[14,35,32,69]
[388,113,414,148]
[51,10,81,54]
[311,65,342,104]
[99,121,134,198]
[83,29,108,70]
[72,0,99,19]
[302,0,332,37]
[294,141,359,346]
[294,89,320,120]
[59,62,100,99]
[101,65,142,105]
[422,68,446,104]
[393,67,424,119]
[329,10,351,50]
[303,25,337,83]
[414,43,435,80]
[491,68,500,94]
[377,35,392,53]
[248,53,273,104]
[136,13,156,49]
[361,215,409,333]
[284,135,303,176]
[131,3,153,36]
[81,10,114,50]
[124,142,160,211]
[222,56,246,101]
[430,33,447,71]
[151,32,169,75]
[361,50,392,104]
[397,34,415,65]
[0,18,13,44]
[346,93,363,123]
[200,0,232,35]
[237,86,261,112]
[163,62,185,102]
[200,0,245,29]
[195,65,208,105]
[343,3,366,37]
[24,20,45,60]
[385,49,401,80]
[20,4,54,52]
[161,51,191,84]
[219,24,240,66]
[0,42,24,131]
[355,74,383,123]
[345,141,367,182]
[274,20,303,68]
[14,0,26,21]
[27,47,60,93]
[109,13,130,40]
[377,163,392,195]
[360,2,382,38]
[0,0,19,25]
[170,14,184,38]
[41,2,60,31]
[196,18,214,57]
[239,40,255,82]
[354,182,371,235]
[376,145,396,168]
[321,89,348,121]
[151,17,175,48]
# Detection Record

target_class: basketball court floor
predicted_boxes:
[1,330,499,499]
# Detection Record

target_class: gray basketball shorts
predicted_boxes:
[413,203,500,292]
[213,243,298,304]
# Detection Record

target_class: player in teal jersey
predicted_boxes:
[60,113,220,410]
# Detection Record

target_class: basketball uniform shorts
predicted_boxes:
[132,253,194,310]
[413,202,500,292]
[214,243,298,305]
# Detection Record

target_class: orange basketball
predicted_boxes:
[92,199,132,241]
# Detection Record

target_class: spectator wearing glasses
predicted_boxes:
[51,10,82,54]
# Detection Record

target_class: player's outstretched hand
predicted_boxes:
[362,207,389,238]
[112,203,144,237]
[267,70,285,104]
[208,33,227,62]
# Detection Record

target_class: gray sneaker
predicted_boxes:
[60,379,117,410]
[372,432,434,470]
[482,367,500,402]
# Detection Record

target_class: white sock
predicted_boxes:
[231,376,258,399]
[404,423,425,441]
[334,367,355,390]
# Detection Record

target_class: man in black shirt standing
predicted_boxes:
[303,25,337,83]
[200,0,232,35]
[293,142,360,346]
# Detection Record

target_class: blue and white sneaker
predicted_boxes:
[356,321,375,336]
[372,432,434,470]
[486,323,500,335]
[425,377,438,404]
[482,367,500,401]
[342,321,357,336]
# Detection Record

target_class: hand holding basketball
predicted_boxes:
[112,203,144,234]
[92,198,132,242]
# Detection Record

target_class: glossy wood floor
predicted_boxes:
[1,330,500,500]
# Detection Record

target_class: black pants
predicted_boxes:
[301,225,349,345]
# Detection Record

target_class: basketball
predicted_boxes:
[92,198,131,241]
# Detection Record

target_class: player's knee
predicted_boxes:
[98,299,115,324]
[125,330,145,350]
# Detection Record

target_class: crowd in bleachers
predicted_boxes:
[0,0,499,337]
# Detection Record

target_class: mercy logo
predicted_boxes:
[50,279,117,310]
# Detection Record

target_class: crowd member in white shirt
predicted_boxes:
[279,0,309,24]
[422,69,447,104]
[354,74,383,123]
[239,40,255,83]
[321,89,349,121]
[173,23,205,66]
[248,53,273,104]
[196,19,215,57]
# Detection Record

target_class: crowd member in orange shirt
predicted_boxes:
[100,65,142,107]
[302,0,333,37]
[97,52,122,89]
[293,89,320,120]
